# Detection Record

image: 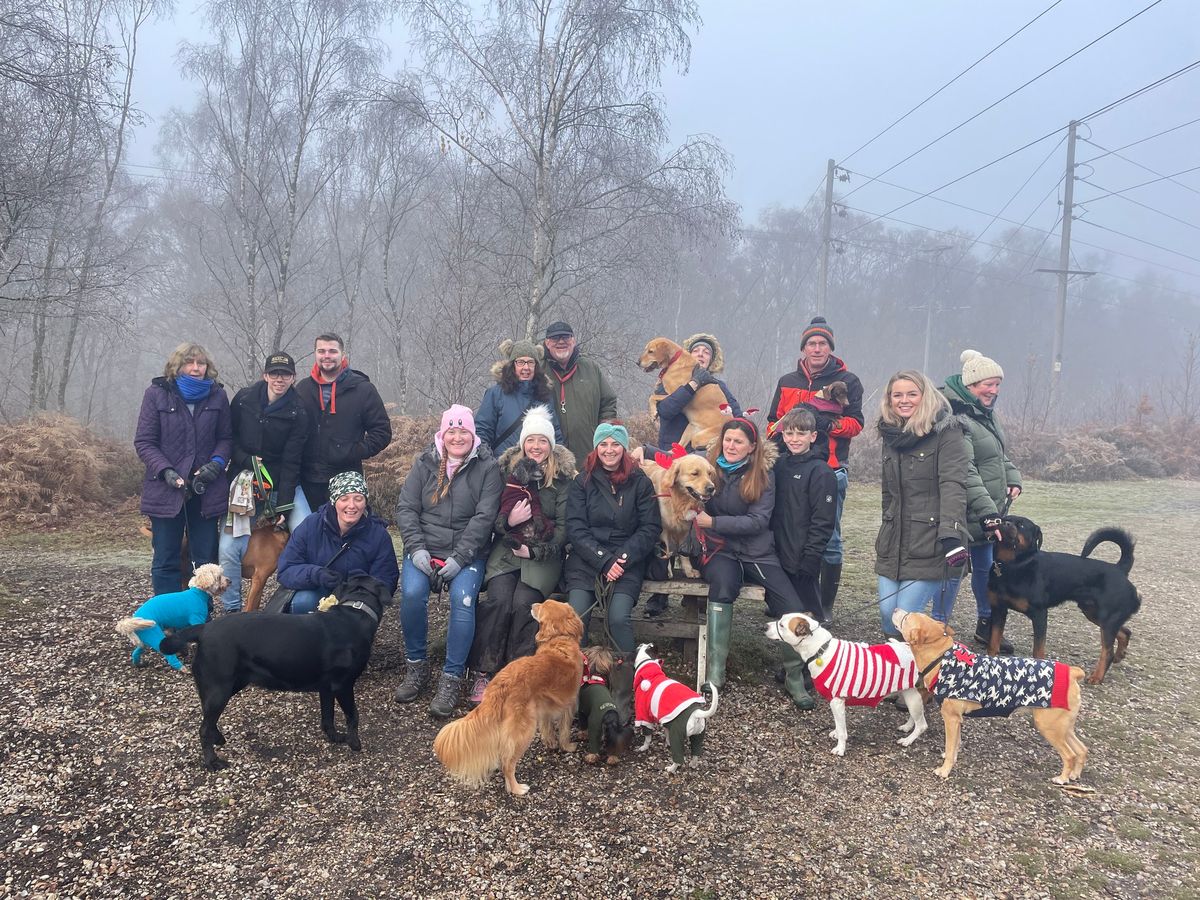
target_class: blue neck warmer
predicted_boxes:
[716,454,748,474]
[175,374,214,403]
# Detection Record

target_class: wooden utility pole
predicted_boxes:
[1052,121,1078,395]
[817,158,835,316]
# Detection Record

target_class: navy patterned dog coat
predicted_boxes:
[931,643,1071,718]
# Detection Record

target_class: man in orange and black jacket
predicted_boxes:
[765,316,864,625]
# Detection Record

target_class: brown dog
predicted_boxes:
[242,519,291,611]
[894,610,1087,785]
[640,445,716,561]
[638,337,728,451]
[433,600,584,796]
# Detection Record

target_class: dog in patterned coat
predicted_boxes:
[767,612,927,756]
[894,610,1087,784]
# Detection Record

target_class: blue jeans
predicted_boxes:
[150,493,220,596]
[217,488,313,611]
[399,556,485,677]
[567,589,637,652]
[290,589,321,615]
[970,542,994,618]
[878,576,961,636]
[822,467,848,564]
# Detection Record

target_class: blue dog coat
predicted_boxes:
[931,643,1071,718]
[127,586,212,670]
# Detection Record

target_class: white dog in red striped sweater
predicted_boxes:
[767,613,927,756]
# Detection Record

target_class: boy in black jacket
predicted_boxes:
[771,408,837,622]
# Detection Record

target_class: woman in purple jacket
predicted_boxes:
[135,343,233,595]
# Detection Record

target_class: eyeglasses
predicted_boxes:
[266,372,295,379]
[513,358,536,366]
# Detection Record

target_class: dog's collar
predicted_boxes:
[802,638,831,667]
[658,349,683,380]
[339,600,379,624]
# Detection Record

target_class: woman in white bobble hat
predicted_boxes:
[941,350,1023,651]
[465,404,577,705]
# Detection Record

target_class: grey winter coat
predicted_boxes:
[874,413,969,582]
[704,445,783,566]
[942,376,1022,542]
[395,444,503,568]
[484,443,577,596]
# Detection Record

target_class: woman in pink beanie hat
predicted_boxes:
[395,404,503,717]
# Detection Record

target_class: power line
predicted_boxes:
[839,0,1066,166]
[1076,219,1200,267]
[1077,179,1200,233]
[1080,164,1200,201]
[1077,115,1200,166]
[841,0,1166,200]
[1079,58,1200,121]
[1078,139,1200,197]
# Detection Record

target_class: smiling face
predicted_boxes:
[522,434,551,463]
[689,343,713,369]
[595,437,625,470]
[442,427,474,459]
[545,334,576,364]
[513,356,537,382]
[889,378,922,420]
[334,492,366,531]
[315,339,344,377]
[967,376,1002,408]
[782,427,817,455]
[802,335,831,370]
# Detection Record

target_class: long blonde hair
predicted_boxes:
[429,452,451,505]
[879,370,949,437]
[164,342,219,381]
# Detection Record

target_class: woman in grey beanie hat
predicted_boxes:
[475,339,565,454]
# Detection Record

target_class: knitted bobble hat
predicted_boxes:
[519,404,556,450]
[500,338,542,364]
[801,316,835,350]
[960,350,1004,385]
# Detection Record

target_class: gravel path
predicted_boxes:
[2,484,1197,899]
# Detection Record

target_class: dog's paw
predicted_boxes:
[897,734,919,748]
[897,721,915,734]
[664,763,680,775]
[934,765,952,779]
[605,755,620,767]
[828,728,838,740]
[348,735,362,752]
[830,745,846,757]
[688,757,701,769]
[509,783,530,797]
[562,741,578,753]
[324,729,347,744]
[203,757,229,772]
[583,752,600,765]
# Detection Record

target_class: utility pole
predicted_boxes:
[921,245,953,374]
[817,157,835,316]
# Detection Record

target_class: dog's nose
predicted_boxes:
[891,609,907,630]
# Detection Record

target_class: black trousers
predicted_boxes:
[701,555,804,616]
[301,478,331,509]
[468,571,545,674]
[786,569,824,618]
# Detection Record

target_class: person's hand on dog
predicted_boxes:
[1006,485,1022,500]
[605,553,628,582]
[507,498,533,527]
[940,538,968,568]
[814,414,835,434]
[693,511,713,529]
[438,558,462,581]
[980,514,1003,542]
[162,467,186,490]
[190,460,224,495]
[411,549,434,576]
[690,364,718,388]
[512,544,531,559]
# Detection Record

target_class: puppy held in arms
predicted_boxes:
[767,612,926,757]
[498,456,555,555]
[632,644,719,774]
[434,600,584,797]
[115,564,229,670]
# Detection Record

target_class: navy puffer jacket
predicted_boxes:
[277,503,399,595]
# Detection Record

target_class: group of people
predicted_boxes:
[134,316,1021,717]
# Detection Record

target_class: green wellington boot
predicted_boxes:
[704,602,733,689]
[780,643,816,711]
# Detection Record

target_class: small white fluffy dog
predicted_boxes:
[767,612,927,756]
[115,564,228,671]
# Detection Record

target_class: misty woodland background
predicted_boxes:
[2,0,1198,463]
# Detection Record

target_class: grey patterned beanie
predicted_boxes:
[328,471,369,501]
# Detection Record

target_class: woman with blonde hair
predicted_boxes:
[394,405,502,717]
[134,342,232,595]
[694,417,814,709]
[875,370,969,637]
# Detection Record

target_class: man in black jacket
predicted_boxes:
[218,352,310,611]
[296,333,392,507]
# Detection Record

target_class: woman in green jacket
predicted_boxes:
[876,370,969,637]
[942,350,1023,649]
[466,405,577,704]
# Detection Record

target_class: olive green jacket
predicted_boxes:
[544,351,618,459]
[942,376,1022,543]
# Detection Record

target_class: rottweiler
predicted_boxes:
[987,515,1140,684]
[160,573,392,771]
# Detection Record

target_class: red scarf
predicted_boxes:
[311,357,350,412]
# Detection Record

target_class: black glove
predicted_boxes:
[799,555,822,577]
[940,538,968,568]
[691,364,719,388]
[814,415,835,434]
[980,514,1002,533]
[317,568,342,591]
[190,460,224,495]
[161,468,186,489]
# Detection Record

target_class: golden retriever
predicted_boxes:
[893,610,1087,785]
[433,600,584,796]
[640,448,716,560]
[638,337,728,451]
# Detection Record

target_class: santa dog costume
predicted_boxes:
[632,644,719,773]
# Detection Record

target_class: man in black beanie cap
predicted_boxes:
[766,316,864,625]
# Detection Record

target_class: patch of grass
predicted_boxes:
[1116,820,1153,841]
[1086,848,1144,875]
[1058,815,1090,837]
[1013,851,1045,878]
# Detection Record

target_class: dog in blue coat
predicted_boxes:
[115,564,229,670]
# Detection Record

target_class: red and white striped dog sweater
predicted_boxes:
[811,640,920,707]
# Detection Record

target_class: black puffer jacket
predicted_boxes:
[704,451,782,566]
[228,382,309,508]
[874,413,969,582]
[296,369,392,484]
[396,444,503,568]
[564,467,661,597]
[771,447,838,575]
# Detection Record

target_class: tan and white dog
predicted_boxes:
[893,610,1088,784]
[767,613,927,756]
[638,337,728,451]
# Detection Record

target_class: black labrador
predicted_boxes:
[987,515,1141,684]
[161,573,392,770]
